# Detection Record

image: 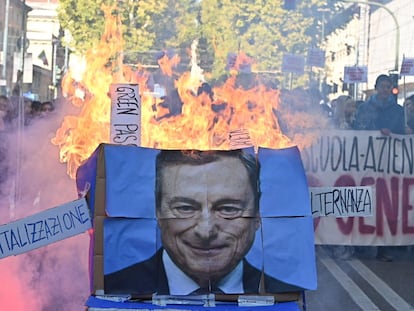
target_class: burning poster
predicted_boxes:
[53,5,323,306]
[77,144,316,300]
[54,6,316,180]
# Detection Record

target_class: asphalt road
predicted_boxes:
[303,246,414,311]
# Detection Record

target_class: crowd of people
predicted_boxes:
[279,74,413,137]
[272,73,414,262]
[0,95,55,130]
[1,73,412,262]
[310,74,413,262]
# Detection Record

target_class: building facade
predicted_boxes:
[1,0,63,101]
[323,0,414,102]
[0,0,32,96]
[26,0,63,101]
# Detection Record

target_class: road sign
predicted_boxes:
[400,57,414,76]
[282,53,305,75]
[343,66,368,83]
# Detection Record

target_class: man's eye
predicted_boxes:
[216,205,244,218]
[172,205,198,215]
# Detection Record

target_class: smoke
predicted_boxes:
[0,98,90,310]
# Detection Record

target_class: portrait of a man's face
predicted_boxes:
[156,152,260,286]
[77,144,316,298]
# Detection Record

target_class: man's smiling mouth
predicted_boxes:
[186,243,227,256]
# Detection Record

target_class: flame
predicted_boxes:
[52,5,124,176]
[158,53,181,77]
[53,5,300,178]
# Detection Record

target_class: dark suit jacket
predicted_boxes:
[104,249,302,296]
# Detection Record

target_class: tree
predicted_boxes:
[58,0,345,86]
[57,0,167,62]
[185,0,329,84]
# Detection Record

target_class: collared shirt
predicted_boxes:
[162,250,244,295]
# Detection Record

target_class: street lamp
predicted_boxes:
[318,8,330,45]
[50,36,59,100]
[1,0,10,95]
[316,7,330,94]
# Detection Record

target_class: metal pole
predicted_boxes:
[64,45,69,70]
[15,0,29,208]
[51,40,56,100]
[402,54,406,99]
[20,0,28,94]
[318,8,329,94]
[2,0,10,94]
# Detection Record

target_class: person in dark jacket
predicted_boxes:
[404,94,414,134]
[355,74,404,262]
[355,74,404,135]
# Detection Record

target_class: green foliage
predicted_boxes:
[57,0,105,53]
[58,0,167,59]
[192,0,328,83]
[58,0,345,87]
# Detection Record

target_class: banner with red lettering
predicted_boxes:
[301,130,414,246]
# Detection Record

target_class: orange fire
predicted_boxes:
[53,5,301,178]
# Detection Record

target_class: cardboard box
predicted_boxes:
[78,144,317,303]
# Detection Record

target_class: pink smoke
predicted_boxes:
[0,98,90,310]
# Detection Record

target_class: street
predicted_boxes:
[303,246,414,311]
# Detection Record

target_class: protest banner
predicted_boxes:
[0,198,91,259]
[310,186,373,218]
[77,144,316,301]
[110,84,141,146]
[343,66,368,83]
[400,57,414,76]
[282,54,305,75]
[307,48,325,68]
[302,130,414,245]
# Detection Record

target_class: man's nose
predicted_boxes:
[193,208,218,241]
